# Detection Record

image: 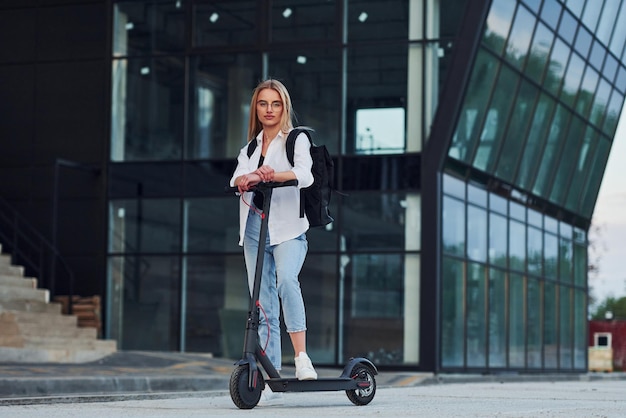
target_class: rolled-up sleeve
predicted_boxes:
[291,132,314,189]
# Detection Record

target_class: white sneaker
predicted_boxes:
[295,352,318,380]
[258,389,284,407]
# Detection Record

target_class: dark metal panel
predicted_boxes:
[419,0,492,372]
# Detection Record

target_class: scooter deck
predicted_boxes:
[265,377,371,393]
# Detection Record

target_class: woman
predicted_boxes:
[229,79,318,399]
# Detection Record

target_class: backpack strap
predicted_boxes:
[285,127,314,167]
[246,139,257,158]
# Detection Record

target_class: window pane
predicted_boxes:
[468,183,487,207]
[484,0,516,53]
[184,255,245,356]
[565,0,584,18]
[467,262,487,367]
[596,0,620,46]
[489,213,507,267]
[549,116,585,206]
[573,241,587,286]
[609,4,626,57]
[544,232,558,279]
[573,27,592,59]
[580,137,611,217]
[449,50,499,163]
[342,192,417,251]
[575,66,599,119]
[573,290,587,368]
[565,127,598,212]
[588,40,606,72]
[489,268,506,367]
[442,257,465,367]
[304,254,339,364]
[494,81,538,183]
[560,53,584,107]
[108,255,180,350]
[348,0,408,41]
[472,66,518,173]
[193,0,258,47]
[540,0,562,30]
[504,5,535,69]
[559,285,572,369]
[527,278,542,368]
[581,1,603,32]
[467,206,487,262]
[516,94,555,189]
[188,54,261,159]
[528,226,542,276]
[111,57,184,161]
[113,1,185,56]
[443,196,465,256]
[509,273,525,367]
[603,53,618,83]
[184,198,240,253]
[443,174,466,200]
[346,254,404,365]
[109,199,181,253]
[532,105,571,198]
[590,78,612,128]
[509,220,526,272]
[526,23,554,84]
[544,281,557,368]
[272,0,337,42]
[346,44,405,156]
[543,38,570,97]
[603,90,624,136]
[557,9,577,44]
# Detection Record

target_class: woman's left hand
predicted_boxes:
[254,165,275,182]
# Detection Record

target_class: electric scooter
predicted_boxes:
[226,180,377,409]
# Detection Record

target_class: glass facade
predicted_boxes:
[107,0,439,367]
[105,0,625,373]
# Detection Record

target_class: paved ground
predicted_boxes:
[0,350,438,401]
[0,350,625,414]
[1,380,626,417]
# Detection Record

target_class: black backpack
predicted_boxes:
[246,127,334,227]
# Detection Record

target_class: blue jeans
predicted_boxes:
[243,209,308,371]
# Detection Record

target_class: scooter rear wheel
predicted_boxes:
[346,363,376,406]
[229,365,264,409]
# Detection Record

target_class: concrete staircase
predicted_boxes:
[0,245,117,363]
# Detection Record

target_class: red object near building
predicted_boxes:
[589,320,626,371]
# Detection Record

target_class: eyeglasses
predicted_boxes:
[257,100,283,110]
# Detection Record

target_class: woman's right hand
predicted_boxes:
[237,173,261,193]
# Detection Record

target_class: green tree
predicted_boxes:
[590,296,626,320]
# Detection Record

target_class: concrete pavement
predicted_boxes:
[0,350,625,408]
[2,379,626,417]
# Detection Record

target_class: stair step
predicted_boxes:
[0,264,24,276]
[0,344,117,363]
[0,286,49,303]
[0,274,37,289]
[0,310,77,327]
[0,254,12,266]
[0,299,62,314]
[11,335,117,350]
[5,322,98,339]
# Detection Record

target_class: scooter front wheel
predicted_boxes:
[346,363,377,406]
[229,365,264,409]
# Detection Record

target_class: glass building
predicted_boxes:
[0,0,624,373]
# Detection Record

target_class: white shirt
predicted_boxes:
[229,129,314,246]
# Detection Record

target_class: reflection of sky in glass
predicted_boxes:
[356,108,405,154]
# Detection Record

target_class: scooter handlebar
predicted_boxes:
[224,179,298,193]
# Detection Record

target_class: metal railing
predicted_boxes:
[0,159,101,315]
[0,195,77,313]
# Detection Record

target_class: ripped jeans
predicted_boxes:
[243,208,308,370]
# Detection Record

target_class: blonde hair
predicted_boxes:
[246,79,295,142]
